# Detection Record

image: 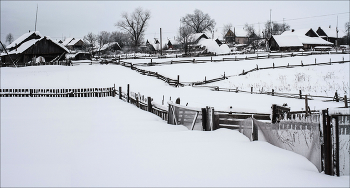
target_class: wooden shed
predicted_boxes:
[1,31,69,66]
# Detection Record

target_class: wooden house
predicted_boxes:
[189,33,209,44]
[269,28,333,51]
[1,31,69,66]
[316,26,344,45]
[62,38,85,51]
[93,42,121,55]
[224,28,249,45]
[224,29,235,44]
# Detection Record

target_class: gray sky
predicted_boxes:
[1,1,349,44]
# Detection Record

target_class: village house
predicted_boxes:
[1,31,69,66]
[93,42,121,55]
[316,26,344,45]
[62,38,85,52]
[269,28,333,51]
[224,28,249,45]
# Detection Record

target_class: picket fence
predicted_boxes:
[0,87,115,97]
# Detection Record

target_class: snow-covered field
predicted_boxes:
[1,54,349,187]
[1,98,349,187]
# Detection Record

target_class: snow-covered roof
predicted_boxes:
[298,36,333,45]
[272,34,333,47]
[318,27,344,38]
[93,42,121,52]
[62,38,75,46]
[197,38,230,54]
[64,38,83,46]
[189,33,209,42]
[234,27,248,37]
[272,35,303,47]
[100,42,120,51]
[2,35,69,56]
[6,31,43,49]
[281,29,314,37]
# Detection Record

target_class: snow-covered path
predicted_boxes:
[1,97,348,187]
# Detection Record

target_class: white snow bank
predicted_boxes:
[1,97,349,187]
[198,39,230,54]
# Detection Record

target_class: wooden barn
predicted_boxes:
[269,28,333,51]
[1,31,69,66]
[62,38,85,51]
[316,26,344,45]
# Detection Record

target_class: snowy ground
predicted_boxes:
[1,53,349,187]
[1,97,349,187]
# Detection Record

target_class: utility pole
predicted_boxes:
[336,15,339,52]
[160,28,162,56]
[35,4,38,31]
[270,9,272,38]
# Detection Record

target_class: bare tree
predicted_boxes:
[116,7,151,48]
[109,31,129,48]
[6,33,14,45]
[263,21,290,38]
[177,25,195,54]
[83,32,97,55]
[97,31,110,55]
[181,9,216,33]
[244,23,260,53]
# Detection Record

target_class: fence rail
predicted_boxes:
[0,87,115,97]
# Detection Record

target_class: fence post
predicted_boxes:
[315,58,316,64]
[177,75,180,87]
[135,93,139,108]
[272,89,274,96]
[127,84,130,103]
[223,72,225,79]
[211,56,212,62]
[271,104,277,123]
[204,76,206,83]
[344,95,348,108]
[147,97,152,112]
[175,97,180,104]
[201,108,207,131]
[299,90,302,99]
[335,116,340,176]
[334,91,339,102]
[305,95,309,115]
[252,118,258,141]
[301,60,303,66]
[162,95,164,105]
[113,84,116,97]
[322,109,332,175]
[251,87,253,94]
[273,62,275,68]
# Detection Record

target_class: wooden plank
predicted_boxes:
[218,114,252,119]
[219,119,245,125]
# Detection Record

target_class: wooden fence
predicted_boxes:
[118,51,349,67]
[192,59,350,86]
[116,55,349,89]
[117,61,183,87]
[0,87,115,97]
[194,85,350,107]
[116,84,168,121]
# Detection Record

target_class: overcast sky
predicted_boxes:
[1,1,349,44]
